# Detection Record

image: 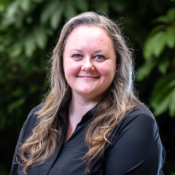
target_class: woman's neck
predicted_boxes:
[64,92,101,143]
[69,92,101,124]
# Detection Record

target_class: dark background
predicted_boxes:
[0,0,175,174]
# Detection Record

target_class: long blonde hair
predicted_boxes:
[19,12,140,174]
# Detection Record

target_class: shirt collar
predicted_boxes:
[58,99,100,127]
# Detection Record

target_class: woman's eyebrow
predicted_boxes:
[93,50,105,54]
[70,49,105,54]
[70,49,83,52]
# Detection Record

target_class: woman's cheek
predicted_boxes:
[97,63,116,81]
[67,64,81,77]
[96,64,111,75]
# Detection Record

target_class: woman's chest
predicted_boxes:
[48,130,105,175]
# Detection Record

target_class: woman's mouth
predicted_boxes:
[77,76,99,79]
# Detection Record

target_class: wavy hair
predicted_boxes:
[18,12,140,174]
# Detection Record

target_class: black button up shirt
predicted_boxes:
[10,103,166,175]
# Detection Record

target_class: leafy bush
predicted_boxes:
[137,8,175,116]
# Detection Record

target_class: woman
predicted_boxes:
[10,12,165,175]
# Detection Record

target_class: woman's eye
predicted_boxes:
[73,54,82,58]
[94,55,105,61]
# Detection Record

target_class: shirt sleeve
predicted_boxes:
[104,114,165,175]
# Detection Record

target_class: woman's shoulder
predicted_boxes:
[126,103,155,121]
[27,103,45,119]
[109,104,159,144]
[105,104,166,174]
[107,103,165,156]
[118,104,157,128]
[119,104,158,133]
[25,103,44,124]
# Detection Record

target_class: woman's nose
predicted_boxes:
[81,57,95,71]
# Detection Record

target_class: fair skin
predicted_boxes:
[63,25,116,142]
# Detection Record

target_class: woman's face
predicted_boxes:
[63,25,116,100]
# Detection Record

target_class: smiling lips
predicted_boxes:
[77,76,99,79]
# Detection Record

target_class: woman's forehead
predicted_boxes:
[64,25,113,49]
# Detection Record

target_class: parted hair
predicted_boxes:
[18,12,140,174]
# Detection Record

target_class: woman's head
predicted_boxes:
[63,25,117,100]
[51,12,133,100]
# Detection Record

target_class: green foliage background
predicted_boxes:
[0,0,175,174]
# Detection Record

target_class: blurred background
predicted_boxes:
[0,0,175,174]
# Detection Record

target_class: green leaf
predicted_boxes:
[143,32,166,59]
[165,26,175,48]
[50,2,64,30]
[153,88,175,116]
[153,8,175,24]
[167,8,175,22]
[7,98,25,114]
[64,0,77,19]
[10,41,23,57]
[34,27,47,49]
[146,25,165,39]
[143,38,155,59]
[152,32,167,57]
[151,72,175,95]
[151,74,175,111]
[169,89,175,117]
[0,3,5,12]
[158,58,170,74]
[136,59,156,81]
[20,0,30,12]
[153,16,170,24]
[5,0,20,18]
[40,1,59,24]
[24,34,36,57]
[151,79,175,105]
[74,0,89,11]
